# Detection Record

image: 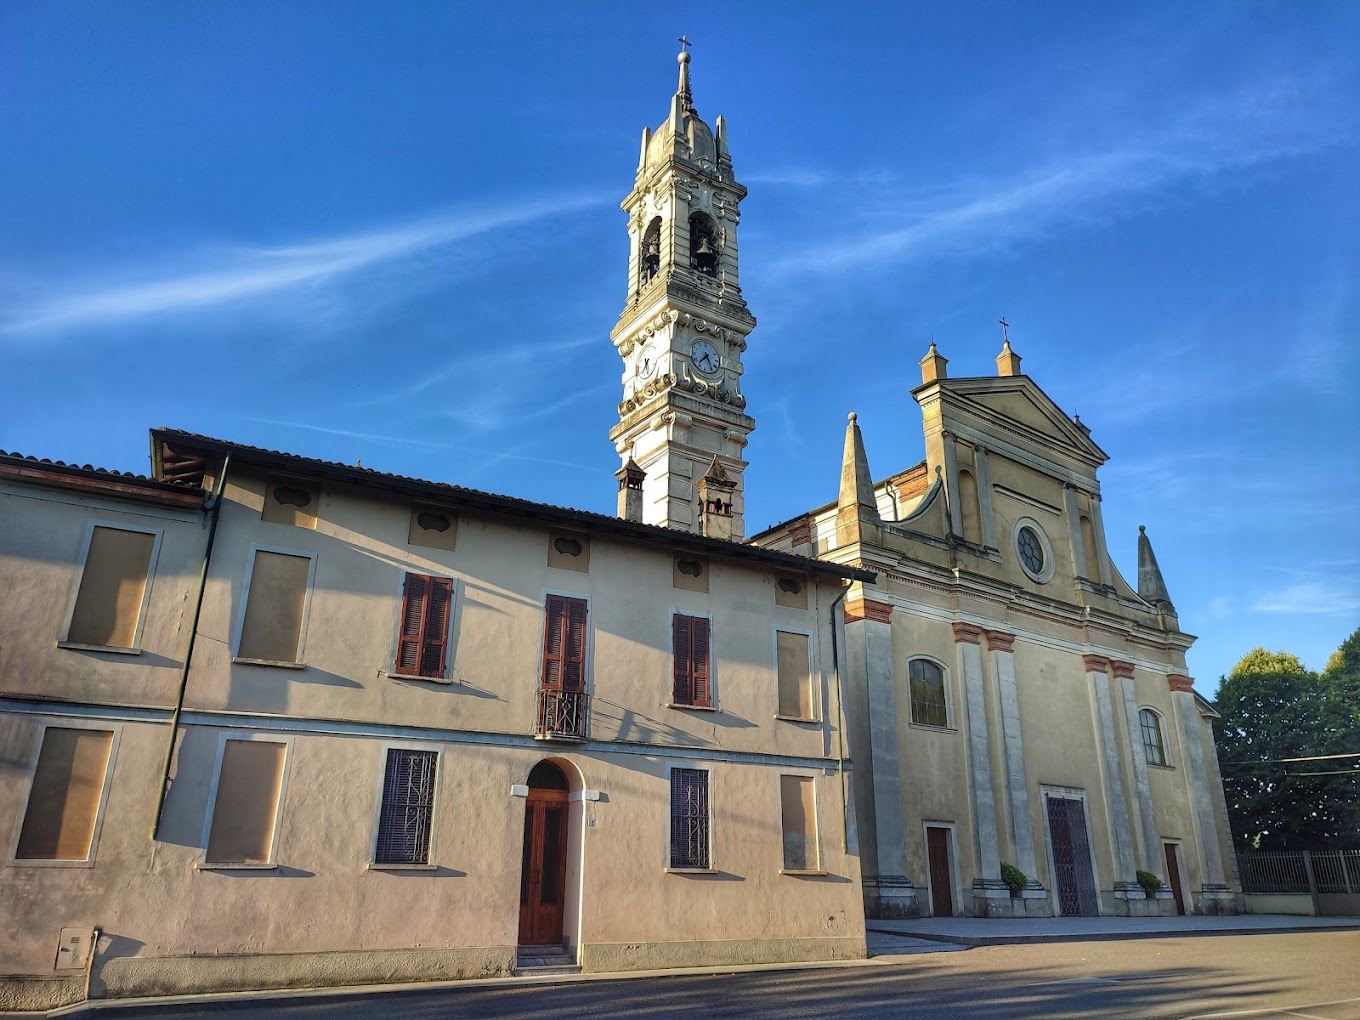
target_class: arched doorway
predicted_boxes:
[518,761,571,945]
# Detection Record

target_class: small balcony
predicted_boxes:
[535,688,588,741]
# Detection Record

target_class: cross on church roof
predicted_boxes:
[999,316,1010,343]
[677,35,692,53]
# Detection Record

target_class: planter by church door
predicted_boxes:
[1046,796,1099,916]
[518,764,570,945]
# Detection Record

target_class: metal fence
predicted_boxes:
[1238,849,1360,894]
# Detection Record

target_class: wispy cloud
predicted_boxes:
[764,76,1350,277]
[1253,579,1360,617]
[1,193,609,338]
[246,417,610,476]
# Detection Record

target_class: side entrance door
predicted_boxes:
[518,768,570,945]
[1047,796,1100,916]
[1163,842,1186,915]
[926,826,954,917]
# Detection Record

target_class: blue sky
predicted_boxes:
[3,2,1357,690]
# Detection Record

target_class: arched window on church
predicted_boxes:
[908,658,949,728]
[639,217,662,289]
[1140,708,1168,766]
[689,213,718,276]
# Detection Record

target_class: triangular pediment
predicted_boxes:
[932,376,1108,466]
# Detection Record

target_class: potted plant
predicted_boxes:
[1136,869,1163,897]
[1001,862,1028,897]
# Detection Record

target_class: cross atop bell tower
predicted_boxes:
[609,42,757,538]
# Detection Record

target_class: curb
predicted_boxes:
[863,923,1360,947]
[6,953,893,1019]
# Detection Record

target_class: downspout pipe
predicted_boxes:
[829,579,852,852]
[151,455,230,840]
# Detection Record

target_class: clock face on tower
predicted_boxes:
[638,345,658,379]
[690,340,720,376]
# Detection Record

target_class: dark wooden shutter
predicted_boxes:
[563,597,587,692]
[672,614,692,704]
[542,594,566,690]
[419,577,453,678]
[397,573,452,678]
[396,574,428,674]
[691,617,710,707]
[542,595,587,692]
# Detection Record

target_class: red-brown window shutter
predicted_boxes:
[542,594,587,692]
[672,614,711,707]
[691,616,710,706]
[396,573,453,678]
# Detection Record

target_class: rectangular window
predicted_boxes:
[776,630,813,719]
[374,749,438,865]
[669,768,710,869]
[204,739,287,865]
[541,594,588,692]
[236,550,312,662]
[14,728,114,862]
[66,526,156,648]
[780,774,818,871]
[672,614,712,707]
[395,573,454,678]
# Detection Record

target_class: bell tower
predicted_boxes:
[608,42,756,537]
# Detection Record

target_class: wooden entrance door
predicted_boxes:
[926,826,954,917]
[518,765,570,946]
[1164,842,1186,915]
[1046,796,1100,916]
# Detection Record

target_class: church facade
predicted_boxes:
[748,345,1239,921]
[0,46,1238,1010]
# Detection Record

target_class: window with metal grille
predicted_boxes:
[1140,708,1167,766]
[672,614,711,707]
[909,658,948,727]
[669,768,710,869]
[395,573,453,678]
[374,749,438,865]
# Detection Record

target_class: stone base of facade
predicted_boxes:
[1195,884,1241,915]
[973,879,1053,917]
[0,974,86,1013]
[583,934,866,972]
[1111,882,1173,916]
[87,946,514,1001]
[863,875,920,919]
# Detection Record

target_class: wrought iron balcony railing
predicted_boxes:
[536,688,588,740]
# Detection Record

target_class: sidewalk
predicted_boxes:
[8,916,1354,1018]
[867,912,1360,946]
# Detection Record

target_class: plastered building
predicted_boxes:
[750,342,1239,921]
[0,45,1238,1010]
[0,437,869,1009]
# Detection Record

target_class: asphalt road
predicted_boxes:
[85,931,1360,1020]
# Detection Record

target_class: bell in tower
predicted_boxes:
[608,41,757,538]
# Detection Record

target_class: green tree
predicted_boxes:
[1213,637,1360,851]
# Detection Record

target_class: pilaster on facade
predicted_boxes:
[1108,659,1165,887]
[1083,654,1152,913]
[845,594,917,918]
[953,621,1006,913]
[986,629,1045,901]
[1167,673,1237,914]
[1065,485,1089,580]
[1087,493,1115,589]
[973,448,998,549]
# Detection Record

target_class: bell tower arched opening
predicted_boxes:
[639,216,662,290]
[689,212,719,277]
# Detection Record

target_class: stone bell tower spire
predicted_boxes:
[608,41,757,537]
